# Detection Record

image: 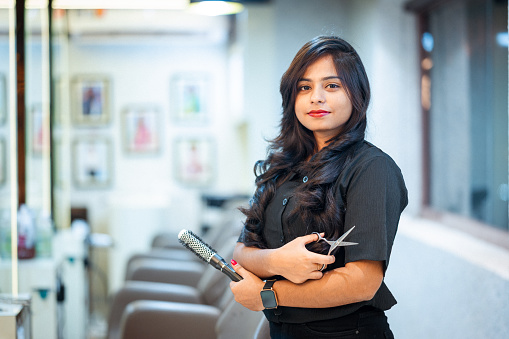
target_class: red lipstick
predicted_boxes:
[308,109,330,117]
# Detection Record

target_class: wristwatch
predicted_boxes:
[260,279,278,309]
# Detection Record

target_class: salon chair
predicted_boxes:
[107,236,239,339]
[124,256,204,287]
[119,294,268,339]
[149,195,247,251]
[124,229,240,286]
[123,207,244,286]
[125,200,244,267]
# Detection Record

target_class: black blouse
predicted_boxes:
[240,141,408,324]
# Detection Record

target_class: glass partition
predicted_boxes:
[426,0,508,230]
[0,4,56,339]
[25,3,53,251]
[0,5,15,296]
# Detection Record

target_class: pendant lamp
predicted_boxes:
[188,0,244,16]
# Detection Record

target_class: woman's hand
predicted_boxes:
[269,233,335,284]
[229,261,265,312]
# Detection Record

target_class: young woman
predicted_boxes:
[229,36,408,338]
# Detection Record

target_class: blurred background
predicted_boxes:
[0,0,507,338]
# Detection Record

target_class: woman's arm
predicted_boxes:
[229,260,383,311]
[233,233,336,284]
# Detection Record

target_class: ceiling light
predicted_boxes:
[188,0,244,16]
[0,0,14,8]
[52,0,189,10]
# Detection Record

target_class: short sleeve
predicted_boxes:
[341,155,408,271]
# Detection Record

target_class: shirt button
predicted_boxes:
[280,237,284,243]
[282,198,288,205]
[303,176,308,183]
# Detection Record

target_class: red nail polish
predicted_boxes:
[231,259,237,266]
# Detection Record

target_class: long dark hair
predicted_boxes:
[240,36,370,249]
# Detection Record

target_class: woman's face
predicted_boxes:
[294,55,353,150]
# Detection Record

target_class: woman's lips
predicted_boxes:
[308,110,330,117]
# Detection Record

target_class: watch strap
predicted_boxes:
[260,279,278,309]
[263,279,277,290]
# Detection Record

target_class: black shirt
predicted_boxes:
[240,141,408,324]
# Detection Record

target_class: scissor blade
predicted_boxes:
[338,226,356,243]
[327,226,356,255]
[337,241,358,246]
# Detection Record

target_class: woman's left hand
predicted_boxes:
[229,261,265,312]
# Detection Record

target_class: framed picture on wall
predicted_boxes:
[0,74,6,125]
[72,136,113,189]
[174,137,214,187]
[171,73,209,124]
[71,75,110,126]
[0,138,5,186]
[122,105,160,154]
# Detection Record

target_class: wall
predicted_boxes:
[64,21,247,237]
[387,215,509,338]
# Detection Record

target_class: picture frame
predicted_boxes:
[0,74,6,125]
[174,137,214,187]
[72,136,113,189]
[71,75,110,126]
[171,73,209,124]
[122,105,160,154]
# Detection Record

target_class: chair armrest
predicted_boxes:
[120,300,220,339]
[151,232,181,249]
[108,281,203,339]
[126,258,204,286]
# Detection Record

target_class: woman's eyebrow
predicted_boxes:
[322,76,341,81]
[298,76,341,82]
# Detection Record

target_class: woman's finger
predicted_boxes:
[230,259,246,277]
[309,252,336,265]
[308,270,324,280]
[301,233,322,245]
[229,260,243,289]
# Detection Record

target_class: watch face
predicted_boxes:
[260,290,278,309]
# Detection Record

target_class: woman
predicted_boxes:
[230,36,408,338]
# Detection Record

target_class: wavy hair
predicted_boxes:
[240,36,370,250]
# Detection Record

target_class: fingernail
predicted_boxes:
[231,259,237,266]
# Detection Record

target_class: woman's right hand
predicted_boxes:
[269,233,335,284]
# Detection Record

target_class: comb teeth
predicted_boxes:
[178,229,216,263]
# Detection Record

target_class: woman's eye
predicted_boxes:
[327,83,340,89]
[298,85,311,91]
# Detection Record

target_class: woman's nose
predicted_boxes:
[310,88,325,103]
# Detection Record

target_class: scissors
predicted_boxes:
[313,226,358,271]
